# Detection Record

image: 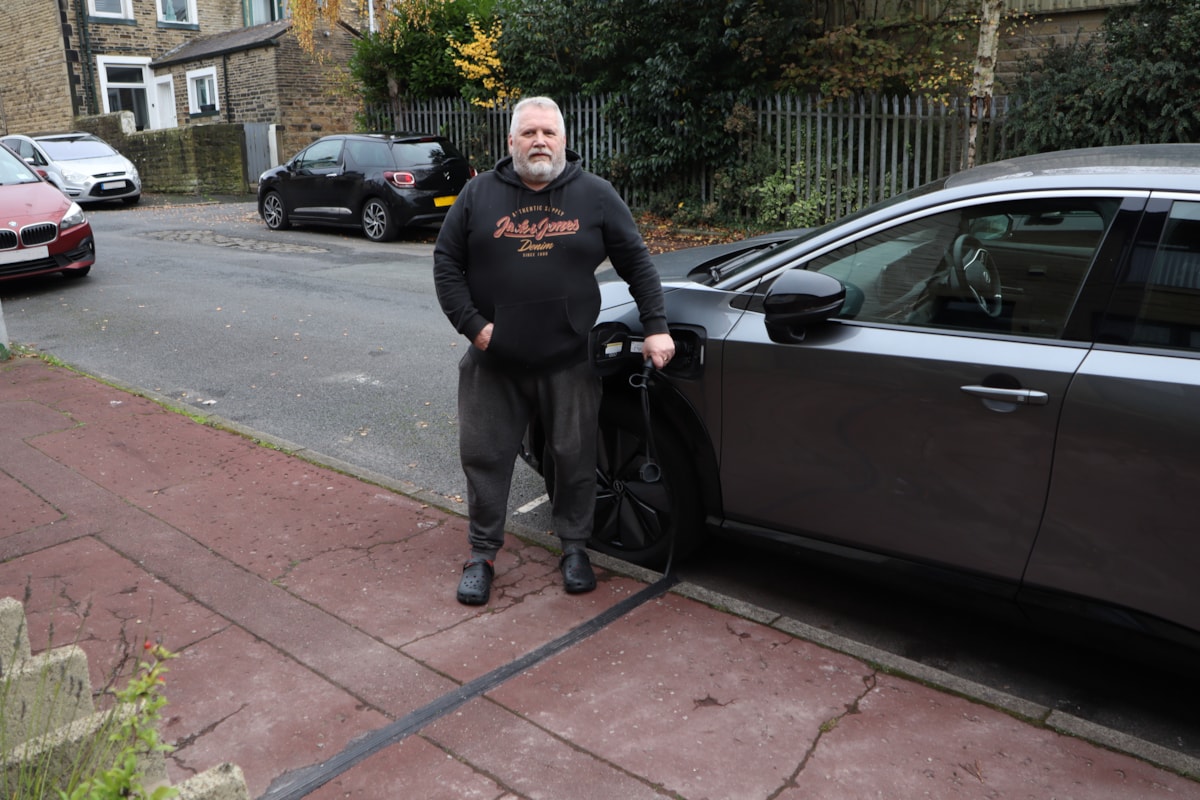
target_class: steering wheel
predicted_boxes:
[951,234,1003,318]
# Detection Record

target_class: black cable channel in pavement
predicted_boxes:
[260,572,680,800]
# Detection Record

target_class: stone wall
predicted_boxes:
[0,3,74,136]
[995,9,1107,90]
[272,23,360,159]
[77,112,250,195]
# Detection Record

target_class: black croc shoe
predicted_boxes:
[457,558,494,605]
[560,550,596,594]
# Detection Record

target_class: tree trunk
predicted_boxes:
[968,0,1005,168]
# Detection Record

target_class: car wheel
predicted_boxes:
[62,266,91,279]
[545,392,702,569]
[122,194,140,206]
[261,191,290,231]
[361,197,397,242]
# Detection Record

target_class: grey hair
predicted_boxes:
[509,96,565,137]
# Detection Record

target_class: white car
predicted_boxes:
[0,132,141,205]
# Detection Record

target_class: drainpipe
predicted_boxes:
[75,0,98,115]
[223,53,232,122]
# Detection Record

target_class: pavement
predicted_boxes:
[3,353,1200,800]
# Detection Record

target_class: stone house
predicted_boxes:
[0,1,366,191]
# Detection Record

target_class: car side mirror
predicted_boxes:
[762,269,845,344]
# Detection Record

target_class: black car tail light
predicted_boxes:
[385,171,415,188]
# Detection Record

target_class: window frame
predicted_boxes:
[88,0,134,21]
[158,0,199,26]
[96,56,152,130]
[244,0,286,25]
[185,67,220,115]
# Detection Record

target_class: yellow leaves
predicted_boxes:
[288,0,344,53]
[447,16,515,108]
[383,0,442,30]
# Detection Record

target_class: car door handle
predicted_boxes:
[960,385,1049,406]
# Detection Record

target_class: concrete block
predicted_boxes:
[0,597,32,671]
[176,762,252,800]
[0,646,94,746]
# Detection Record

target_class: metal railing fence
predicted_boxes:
[363,93,1010,220]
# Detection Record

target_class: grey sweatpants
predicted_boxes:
[457,351,601,559]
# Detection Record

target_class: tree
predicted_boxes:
[1006,0,1200,153]
[967,0,1005,167]
[495,0,804,187]
[349,0,494,104]
[287,0,346,52]
[777,0,977,99]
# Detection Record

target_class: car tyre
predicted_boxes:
[361,197,397,242]
[62,266,91,279]
[261,191,290,231]
[544,392,702,569]
[122,194,140,206]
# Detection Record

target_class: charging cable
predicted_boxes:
[627,358,682,575]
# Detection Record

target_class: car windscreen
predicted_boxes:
[0,149,40,184]
[37,138,117,160]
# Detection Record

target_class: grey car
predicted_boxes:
[0,133,141,205]
[525,143,1200,654]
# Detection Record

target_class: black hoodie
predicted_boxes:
[433,150,668,373]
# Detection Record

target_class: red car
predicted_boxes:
[0,142,95,282]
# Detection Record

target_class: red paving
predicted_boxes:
[2,355,1198,799]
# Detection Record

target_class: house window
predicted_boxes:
[158,0,198,25]
[89,0,133,20]
[245,0,285,25]
[186,68,219,114]
[97,56,152,131]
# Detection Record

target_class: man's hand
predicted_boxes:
[642,332,675,370]
[473,323,493,351]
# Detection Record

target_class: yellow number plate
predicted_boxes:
[434,195,457,207]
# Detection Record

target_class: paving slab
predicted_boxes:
[2,355,1199,799]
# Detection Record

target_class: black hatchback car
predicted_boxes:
[257,133,474,242]
[526,143,1200,655]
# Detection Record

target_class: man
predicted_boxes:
[433,96,675,605]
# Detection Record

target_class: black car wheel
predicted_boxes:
[261,191,290,231]
[361,197,397,242]
[542,393,702,569]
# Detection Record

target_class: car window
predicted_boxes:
[392,140,457,167]
[4,139,41,165]
[0,148,40,185]
[295,139,343,171]
[345,139,395,170]
[807,197,1120,337]
[1126,200,1200,351]
[37,137,117,160]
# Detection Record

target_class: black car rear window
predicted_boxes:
[392,140,461,167]
[345,140,396,170]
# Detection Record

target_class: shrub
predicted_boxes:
[1006,0,1200,153]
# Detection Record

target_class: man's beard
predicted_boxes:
[513,147,566,184]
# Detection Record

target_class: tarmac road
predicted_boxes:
[2,195,1199,768]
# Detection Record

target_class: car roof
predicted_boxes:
[945,144,1200,193]
[32,132,102,143]
[331,132,448,143]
